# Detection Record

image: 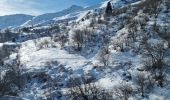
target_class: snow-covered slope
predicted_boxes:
[0,14,33,29]
[101,0,139,8]
[1,0,170,99]
[23,5,84,26]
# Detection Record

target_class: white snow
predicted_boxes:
[0,0,170,99]
[19,38,87,71]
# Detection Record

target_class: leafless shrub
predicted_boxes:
[127,19,138,42]
[97,18,108,25]
[143,40,167,87]
[98,46,110,67]
[37,39,53,50]
[89,18,97,28]
[0,45,12,65]
[114,83,133,100]
[142,0,161,15]
[0,30,18,42]
[32,72,52,83]
[144,0,162,29]
[157,25,170,47]
[66,76,112,100]
[102,35,110,46]
[112,6,128,16]
[58,34,68,48]
[135,72,149,97]
[113,37,125,52]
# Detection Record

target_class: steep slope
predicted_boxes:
[0,14,33,29]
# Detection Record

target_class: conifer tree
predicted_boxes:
[105,2,113,15]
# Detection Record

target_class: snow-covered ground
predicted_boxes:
[0,0,170,99]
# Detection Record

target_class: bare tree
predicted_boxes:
[82,27,93,45]
[98,46,110,67]
[145,0,162,29]
[72,29,85,51]
[37,39,53,50]
[143,40,167,87]
[128,19,138,42]
[58,34,68,48]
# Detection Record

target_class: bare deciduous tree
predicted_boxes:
[144,0,162,29]
[98,46,110,67]
[143,40,167,87]
[72,29,85,51]
[128,19,138,42]
[58,34,68,48]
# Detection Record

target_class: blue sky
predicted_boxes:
[0,0,104,16]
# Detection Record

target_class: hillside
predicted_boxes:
[23,5,84,26]
[0,0,170,100]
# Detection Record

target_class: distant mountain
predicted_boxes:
[0,4,102,29]
[24,5,84,26]
[0,14,33,29]
[0,5,100,29]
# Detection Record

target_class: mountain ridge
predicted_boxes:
[0,14,33,29]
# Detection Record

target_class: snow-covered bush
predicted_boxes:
[89,18,97,27]
[112,6,128,16]
[32,72,52,83]
[54,34,68,48]
[143,0,162,30]
[37,39,54,50]
[112,37,125,52]
[135,72,150,97]
[114,82,133,100]
[0,45,12,65]
[0,30,18,42]
[83,28,94,43]
[157,25,170,47]
[67,75,112,100]
[127,19,138,42]
[0,63,24,97]
[97,18,108,25]
[143,39,167,87]
[98,46,111,67]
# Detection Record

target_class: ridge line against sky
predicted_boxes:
[0,0,104,16]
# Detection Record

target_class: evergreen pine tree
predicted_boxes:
[105,2,113,15]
